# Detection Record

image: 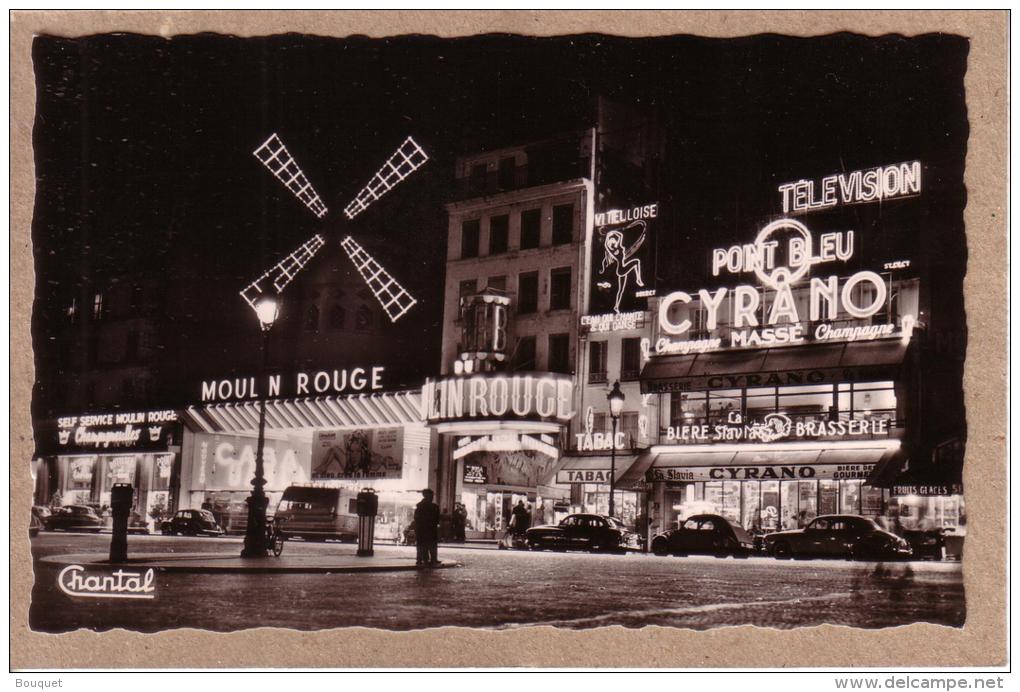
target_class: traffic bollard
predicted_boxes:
[355,488,379,557]
[109,483,133,563]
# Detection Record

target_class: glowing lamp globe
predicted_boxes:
[255,296,280,329]
[607,381,625,419]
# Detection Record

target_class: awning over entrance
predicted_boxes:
[541,453,639,486]
[183,390,423,434]
[640,338,909,393]
[639,440,903,483]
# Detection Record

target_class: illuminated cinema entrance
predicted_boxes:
[424,372,576,538]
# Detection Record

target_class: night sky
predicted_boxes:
[30,32,969,415]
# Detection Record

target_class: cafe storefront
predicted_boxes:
[639,337,919,534]
[637,218,965,540]
[32,409,182,531]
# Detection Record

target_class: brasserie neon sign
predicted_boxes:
[656,219,908,352]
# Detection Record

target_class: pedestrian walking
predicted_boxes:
[452,502,467,543]
[414,488,441,566]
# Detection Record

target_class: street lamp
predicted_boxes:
[241,294,279,558]
[607,380,625,518]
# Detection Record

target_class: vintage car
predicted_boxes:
[525,513,640,553]
[161,509,225,537]
[43,505,104,532]
[128,511,151,535]
[650,514,755,558]
[901,527,946,561]
[764,514,912,561]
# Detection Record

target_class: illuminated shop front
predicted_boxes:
[181,389,434,540]
[32,409,182,531]
[424,371,576,539]
[638,216,965,539]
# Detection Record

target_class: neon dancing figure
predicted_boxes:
[599,219,647,313]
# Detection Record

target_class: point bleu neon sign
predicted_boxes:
[655,218,914,353]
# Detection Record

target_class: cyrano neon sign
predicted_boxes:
[656,219,905,351]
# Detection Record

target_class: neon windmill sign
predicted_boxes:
[654,218,915,354]
[242,133,429,323]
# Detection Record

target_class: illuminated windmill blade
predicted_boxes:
[343,136,429,220]
[253,133,329,218]
[240,234,326,313]
[340,235,417,322]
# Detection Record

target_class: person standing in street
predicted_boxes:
[510,500,531,538]
[414,488,441,566]
[452,502,467,542]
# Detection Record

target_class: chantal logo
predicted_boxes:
[57,564,156,599]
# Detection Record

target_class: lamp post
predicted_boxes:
[241,295,280,558]
[607,380,625,518]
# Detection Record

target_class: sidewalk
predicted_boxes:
[40,551,461,574]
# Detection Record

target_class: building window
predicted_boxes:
[593,412,608,434]
[621,338,641,380]
[487,275,507,292]
[518,272,539,314]
[304,304,319,332]
[548,333,571,373]
[520,209,541,250]
[469,163,487,194]
[549,267,572,311]
[552,203,574,245]
[66,297,77,323]
[92,292,103,320]
[459,279,478,303]
[329,305,346,330]
[461,219,480,259]
[621,412,639,446]
[691,308,709,340]
[498,157,516,190]
[513,336,537,371]
[489,214,509,255]
[589,341,608,383]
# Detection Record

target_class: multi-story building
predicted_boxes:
[427,105,667,539]
[428,131,596,537]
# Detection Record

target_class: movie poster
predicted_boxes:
[311,428,404,480]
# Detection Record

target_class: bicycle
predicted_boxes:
[267,517,286,557]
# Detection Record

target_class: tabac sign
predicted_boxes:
[655,218,916,355]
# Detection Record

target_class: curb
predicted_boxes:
[39,553,462,575]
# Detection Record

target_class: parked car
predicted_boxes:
[44,505,103,533]
[128,511,151,535]
[901,528,946,560]
[274,486,359,542]
[525,513,640,553]
[32,505,52,525]
[161,509,225,537]
[651,514,755,558]
[764,514,912,561]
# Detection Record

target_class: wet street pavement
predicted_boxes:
[28,532,965,632]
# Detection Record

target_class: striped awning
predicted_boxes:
[184,390,423,434]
